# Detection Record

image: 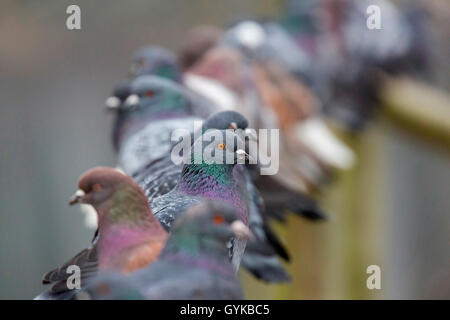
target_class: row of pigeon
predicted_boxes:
[35,0,427,299]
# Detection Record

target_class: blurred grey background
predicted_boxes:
[0,0,449,299]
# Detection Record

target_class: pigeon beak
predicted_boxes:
[229,122,238,130]
[230,220,253,240]
[236,149,256,164]
[69,189,85,206]
[105,96,121,111]
[244,128,258,142]
[123,94,140,108]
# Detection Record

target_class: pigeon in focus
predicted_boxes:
[149,129,255,271]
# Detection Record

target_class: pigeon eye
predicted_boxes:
[144,90,155,98]
[213,213,225,225]
[92,183,102,192]
[217,143,226,150]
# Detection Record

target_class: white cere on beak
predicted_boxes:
[105,96,121,110]
[74,189,86,198]
[69,189,86,205]
[236,149,247,161]
[230,220,253,240]
[124,94,140,107]
[236,149,256,163]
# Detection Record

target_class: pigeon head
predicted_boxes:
[104,82,132,110]
[201,110,258,144]
[69,167,152,225]
[107,76,197,151]
[107,75,191,115]
[129,46,182,82]
[172,201,252,245]
[190,129,255,167]
[203,111,248,131]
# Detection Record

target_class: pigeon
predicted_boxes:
[79,201,248,300]
[149,129,255,270]
[35,167,167,300]
[129,45,183,82]
[106,75,214,175]
[105,45,184,127]
[280,0,430,129]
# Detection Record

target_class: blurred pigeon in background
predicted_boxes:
[280,0,430,129]
[107,75,214,175]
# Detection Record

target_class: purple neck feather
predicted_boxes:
[178,167,248,225]
[97,223,158,270]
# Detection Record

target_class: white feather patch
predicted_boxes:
[184,74,239,111]
[295,117,355,170]
[79,204,98,229]
[234,21,266,49]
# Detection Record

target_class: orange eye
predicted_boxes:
[213,213,225,225]
[92,183,102,192]
[217,143,226,150]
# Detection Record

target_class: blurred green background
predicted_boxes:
[0,0,449,299]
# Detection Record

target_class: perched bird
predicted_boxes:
[105,45,184,121]
[35,167,167,300]
[79,202,248,300]
[106,75,214,175]
[150,129,255,271]
[280,0,429,129]
[129,46,183,82]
